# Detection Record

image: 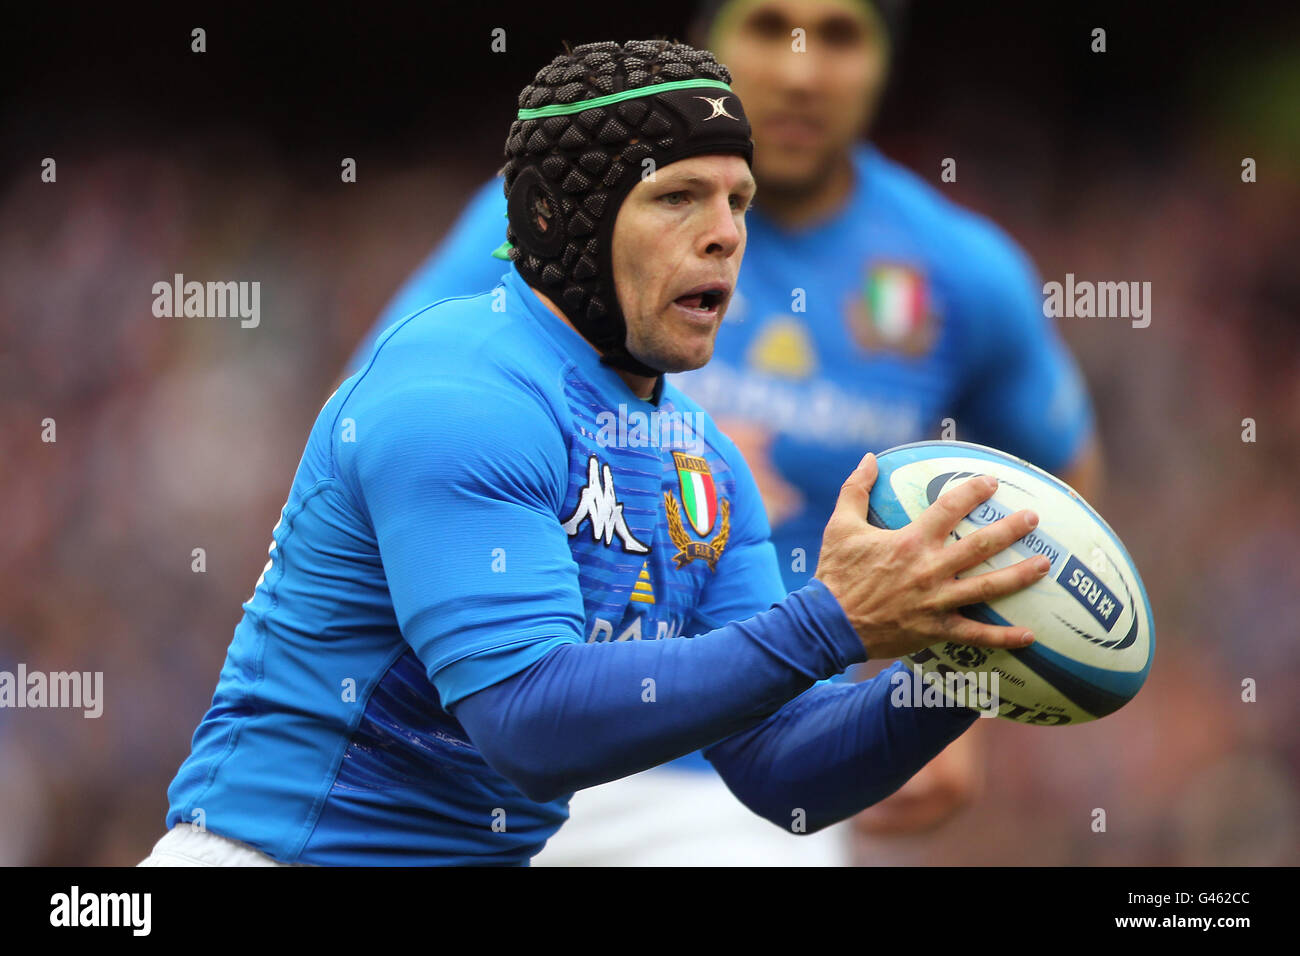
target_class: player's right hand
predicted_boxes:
[814,453,1049,660]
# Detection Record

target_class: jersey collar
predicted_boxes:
[503,265,665,407]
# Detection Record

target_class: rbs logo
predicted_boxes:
[1057,555,1124,632]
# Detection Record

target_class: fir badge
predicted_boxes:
[663,451,730,572]
[845,262,938,357]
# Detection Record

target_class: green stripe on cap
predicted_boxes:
[517,78,732,120]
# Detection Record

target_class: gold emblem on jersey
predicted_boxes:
[630,560,656,605]
[664,494,730,573]
[746,317,817,379]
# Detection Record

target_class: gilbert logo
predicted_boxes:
[693,95,738,121]
[50,886,151,936]
[562,455,650,553]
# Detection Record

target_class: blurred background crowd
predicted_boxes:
[1,1,1296,864]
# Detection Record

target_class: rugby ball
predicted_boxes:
[868,440,1154,725]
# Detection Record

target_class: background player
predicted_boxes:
[681,0,1101,854]
[342,0,1099,865]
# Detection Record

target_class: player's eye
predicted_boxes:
[660,191,689,205]
[742,10,788,42]
[730,194,752,213]
[820,15,867,48]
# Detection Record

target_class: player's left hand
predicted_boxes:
[816,453,1046,661]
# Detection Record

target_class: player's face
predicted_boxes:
[713,0,888,192]
[611,154,755,374]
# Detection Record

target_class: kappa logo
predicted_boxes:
[693,95,738,121]
[562,455,651,554]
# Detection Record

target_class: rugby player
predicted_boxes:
[340,1,1099,865]
[140,39,1048,867]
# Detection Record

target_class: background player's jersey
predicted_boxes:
[346,144,1094,600]
[676,145,1093,591]
[166,266,784,865]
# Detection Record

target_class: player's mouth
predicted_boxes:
[762,112,825,148]
[671,282,729,325]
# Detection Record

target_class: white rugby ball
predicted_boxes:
[868,440,1155,725]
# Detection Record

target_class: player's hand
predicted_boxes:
[814,453,1048,660]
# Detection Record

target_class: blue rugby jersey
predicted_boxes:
[346,145,1094,601]
[166,266,787,865]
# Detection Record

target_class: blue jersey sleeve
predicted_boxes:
[451,580,867,803]
[704,661,979,832]
[337,363,585,707]
[953,229,1094,475]
[344,178,510,374]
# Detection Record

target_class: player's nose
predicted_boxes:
[699,196,742,259]
[769,40,820,91]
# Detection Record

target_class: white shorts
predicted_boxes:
[532,765,851,866]
[137,823,302,867]
[140,769,852,867]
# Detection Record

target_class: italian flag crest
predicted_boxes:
[672,451,718,536]
[865,264,927,341]
[846,262,937,357]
